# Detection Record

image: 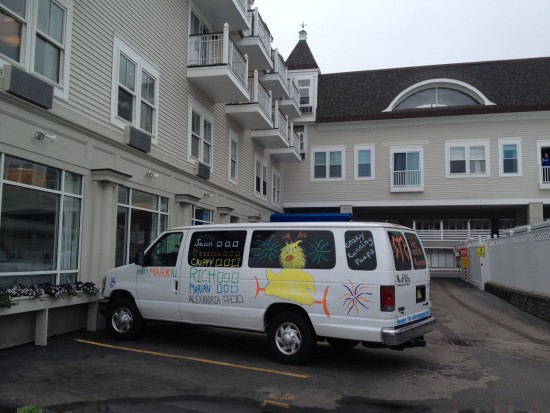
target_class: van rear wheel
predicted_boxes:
[267,312,316,365]
[106,296,144,340]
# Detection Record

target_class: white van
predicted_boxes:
[99,222,434,364]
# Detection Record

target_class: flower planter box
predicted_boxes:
[0,295,98,346]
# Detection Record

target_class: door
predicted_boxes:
[135,231,185,321]
[388,230,431,325]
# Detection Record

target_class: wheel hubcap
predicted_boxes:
[112,307,133,333]
[275,322,302,355]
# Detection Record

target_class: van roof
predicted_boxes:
[166,222,413,231]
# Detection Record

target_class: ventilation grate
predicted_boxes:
[446,338,484,347]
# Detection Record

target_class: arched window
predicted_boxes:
[383,79,495,112]
[395,87,479,109]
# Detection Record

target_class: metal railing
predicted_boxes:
[188,24,248,89]
[392,169,422,187]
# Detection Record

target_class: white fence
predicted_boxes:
[460,221,550,295]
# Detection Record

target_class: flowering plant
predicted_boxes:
[0,281,99,309]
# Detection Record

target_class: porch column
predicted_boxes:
[528,202,544,225]
[175,194,201,226]
[217,207,234,224]
[91,169,131,279]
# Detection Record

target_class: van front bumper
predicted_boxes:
[382,316,436,347]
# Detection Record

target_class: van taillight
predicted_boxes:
[380,286,395,312]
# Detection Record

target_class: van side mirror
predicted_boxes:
[135,251,145,266]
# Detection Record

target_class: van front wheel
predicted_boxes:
[106,297,143,340]
[267,312,316,365]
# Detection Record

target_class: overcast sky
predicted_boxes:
[253,0,550,74]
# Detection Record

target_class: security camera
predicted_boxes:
[34,131,56,142]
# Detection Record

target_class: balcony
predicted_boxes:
[251,101,289,148]
[235,8,273,71]
[269,123,302,163]
[196,0,250,31]
[540,165,550,189]
[187,24,249,103]
[226,70,273,129]
[260,49,289,99]
[391,168,423,192]
[278,78,301,119]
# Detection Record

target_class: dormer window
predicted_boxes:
[395,87,479,109]
[383,79,495,112]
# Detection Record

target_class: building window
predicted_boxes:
[272,169,281,205]
[298,79,312,113]
[255,155,267,198]
[446,141,490,177]
[111,35,159,139]
[499,139,522,176]
[355,145,374,179]
[391,147,423,191]
[395,87,479,109]
[312,147,344,181]
[228,130,238,183]
[0,0,73,96]
[0,154,83,288]
[116,187,168,267]
[189,105,213,166]
[192,207,213,225]
[538,142,550,185]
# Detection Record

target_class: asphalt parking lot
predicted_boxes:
[1,275,550,413]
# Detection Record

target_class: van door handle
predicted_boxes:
[174,280,178,294]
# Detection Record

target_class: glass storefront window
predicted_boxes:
[116,187,169,267]
[0,155,83,288]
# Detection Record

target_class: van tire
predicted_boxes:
[267,312,316,365]
[106,296,144,340]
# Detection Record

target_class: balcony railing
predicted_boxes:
[269,49,287,87]
[392,169,422,187]
[273,102,288,142]
[188,24,248,89]
[542,165,550,183]
[416,229,492,241]
[249,70,272,119]
[244,8,272,55]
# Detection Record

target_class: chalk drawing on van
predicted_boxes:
[254,232,331,317]
[340,280,372,316]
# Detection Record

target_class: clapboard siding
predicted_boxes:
[284,114,550,205]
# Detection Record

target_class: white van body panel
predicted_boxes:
[101,222,434,351]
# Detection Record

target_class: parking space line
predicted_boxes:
[75,338,309,379]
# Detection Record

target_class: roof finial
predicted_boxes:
[299,20,307,40]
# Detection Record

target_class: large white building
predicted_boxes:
[284,30,550,269]
[0,0,549,347]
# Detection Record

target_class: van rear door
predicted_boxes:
[387,230,431,326]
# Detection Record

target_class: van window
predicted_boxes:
[345,230,377,270]
[145,232,183,266]
[405,233,427,269]
[249,230,335,269]
[188,231,247,268]
[388,231,412,271]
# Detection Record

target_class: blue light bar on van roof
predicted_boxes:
[269,213,353,222]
